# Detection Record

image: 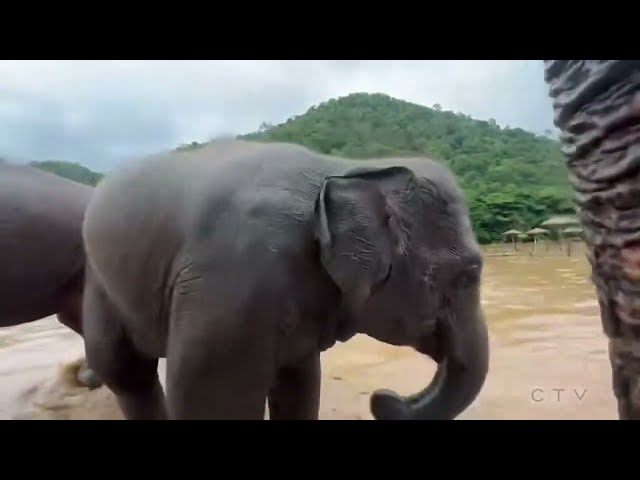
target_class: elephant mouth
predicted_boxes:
[415,319,447,363]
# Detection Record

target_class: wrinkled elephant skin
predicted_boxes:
[543,60,640,419]
[0,163,102,389]
[81,140,490,420]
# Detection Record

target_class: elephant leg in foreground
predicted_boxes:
[82,269,167,420]
[543,60,640,419]
[267,353,321,420]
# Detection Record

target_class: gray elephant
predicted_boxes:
[80,140,489,420]
[543,61,640,419]
[0,162,102,389]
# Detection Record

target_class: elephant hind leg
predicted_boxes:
[82,271,167,420]
[55,278,104,390]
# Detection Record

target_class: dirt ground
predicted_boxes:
[0,311,617,420]
[0,250,620,420]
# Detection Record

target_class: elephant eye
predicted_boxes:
[371,263,392,296]
[422,266,435,286]
[451,265,481,290]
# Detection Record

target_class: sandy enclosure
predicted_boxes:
[0,249,619,420]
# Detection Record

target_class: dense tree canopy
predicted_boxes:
[240,93,574,244]
[27,92,574,245]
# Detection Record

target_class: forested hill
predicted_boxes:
[24,92,575,245]
[237,92,574,244]
[30,160,104,186]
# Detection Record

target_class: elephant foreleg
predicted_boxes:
[268,353,321,420]
[165,334,272,420]
[543,60,640,419]
[164,276,274,420]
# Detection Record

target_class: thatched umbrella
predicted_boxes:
[540,214,580,248]
[526,227,550,252]
[503,229,522,236]
[502,229,522,251]
[526,227,550,236]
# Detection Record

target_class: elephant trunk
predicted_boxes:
[370,298,489,420]
[543,60,640,419]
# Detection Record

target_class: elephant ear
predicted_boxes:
[314,166,416,308]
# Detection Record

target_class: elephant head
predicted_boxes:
[314,163,489,420]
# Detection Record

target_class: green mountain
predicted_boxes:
[238,92,574,244]
[30,92,575,245]
[30,160,104,186]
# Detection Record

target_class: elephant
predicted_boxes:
[80,139,489,420]
[542,60,640,419]
[0,162,102,389]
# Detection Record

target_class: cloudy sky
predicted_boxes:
[0,60,555,172]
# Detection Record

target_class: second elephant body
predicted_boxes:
[0,163,101,388]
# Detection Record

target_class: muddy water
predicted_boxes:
[0,246,618,419]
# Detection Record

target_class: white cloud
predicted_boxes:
[0,60,555,172]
